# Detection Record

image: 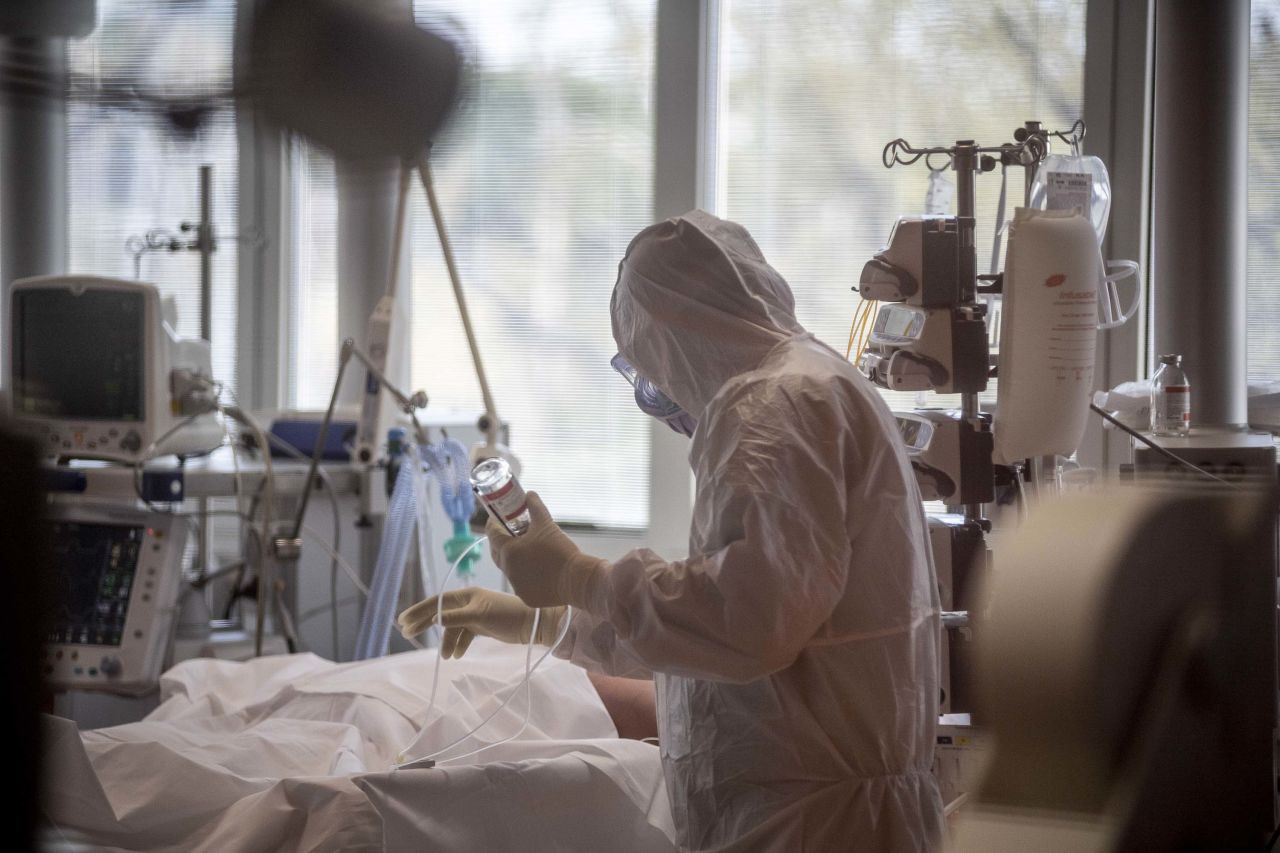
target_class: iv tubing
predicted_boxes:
[393,534,573,769]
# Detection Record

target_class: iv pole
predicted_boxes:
[415,152,502,456]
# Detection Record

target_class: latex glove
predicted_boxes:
[486,491,610,610]
[397,587,566,659]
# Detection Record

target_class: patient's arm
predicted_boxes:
[586,672,658,741]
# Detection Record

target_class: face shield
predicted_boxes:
[611,353,697,438]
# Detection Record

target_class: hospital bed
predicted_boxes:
[42,642,676,852]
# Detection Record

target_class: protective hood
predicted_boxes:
[611,210,806,419]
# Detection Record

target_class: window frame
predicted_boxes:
[240,0,1138,538]
[1078,0,1154,469]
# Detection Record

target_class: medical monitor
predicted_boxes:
[13,286,146,423]
[43,502,188,694]
[6,276,223,462]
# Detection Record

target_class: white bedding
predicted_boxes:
[42,641,676,852]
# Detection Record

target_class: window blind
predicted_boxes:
[288,1,657,529]
[1250,1,1280,381]
[68,0,239,390]
[712,0,1086,411]
[290,146,339,411]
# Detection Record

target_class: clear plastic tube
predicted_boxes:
[394,533,486,764]
[394,604,572,770]
[426,612,572,767]
[409,446,442,647]
[302,524,369,595]
[392,533,573,770]
[353,460,419,660]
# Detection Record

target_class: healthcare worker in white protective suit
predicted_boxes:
[399,210,945,851]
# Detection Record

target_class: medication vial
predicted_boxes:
[1149,354,1191,436]
[471,457,531,536]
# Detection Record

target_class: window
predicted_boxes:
[1250,0,1280,381]
[709,0,1086,409]
[287,1,656,529]
[289,147,339,411]
[67,0,239,390]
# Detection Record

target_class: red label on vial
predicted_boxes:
[485,478,517,501]
[481,480,528,525]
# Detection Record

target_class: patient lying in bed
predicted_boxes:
[43,642,672,852]
[587,672,658,741]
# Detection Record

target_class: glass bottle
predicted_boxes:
[470,457,531,536]
[1149,354,1191,436]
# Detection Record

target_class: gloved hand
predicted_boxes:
[397,587,566,659]
[486,491,610,610]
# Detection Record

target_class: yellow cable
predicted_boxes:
[860,305,876,358]
[845,299,866,359]
[844,302,865,356]
[847,302,867,358]
[854,300,878,363]
[854,302,871,351]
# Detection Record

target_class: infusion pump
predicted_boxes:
[6,276,223,462]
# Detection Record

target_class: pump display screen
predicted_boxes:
[12,288,145,421]
[896,416,933,452]
[47,521,143,646]
[874,305,924,341]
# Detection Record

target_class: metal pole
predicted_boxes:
[953,141,978,281]
[0,37,67,378]
[953,141,984,523]
[1022,121,1042,206]
[1151,0,1249,428]
[416,154,499,449]
[288,341,355,541]
[198,164,214,342]
[195,164,215,575]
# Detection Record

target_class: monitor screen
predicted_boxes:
[47,521,143,646]
[12,288,145,421]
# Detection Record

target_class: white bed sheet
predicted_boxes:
[42,641,676,852]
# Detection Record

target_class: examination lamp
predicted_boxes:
[242,0,463,160]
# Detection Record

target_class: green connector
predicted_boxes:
[443,518,482,577]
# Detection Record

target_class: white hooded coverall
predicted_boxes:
[559,210,945,851]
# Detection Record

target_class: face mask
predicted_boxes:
[611,353,697,438]
[1029,152,1140,331]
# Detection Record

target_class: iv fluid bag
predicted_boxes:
[1028,153,1139,331]
[993,208,1099,465]
[1028,153,1112,242]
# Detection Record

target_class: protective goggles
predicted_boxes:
[611,353,697,438]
